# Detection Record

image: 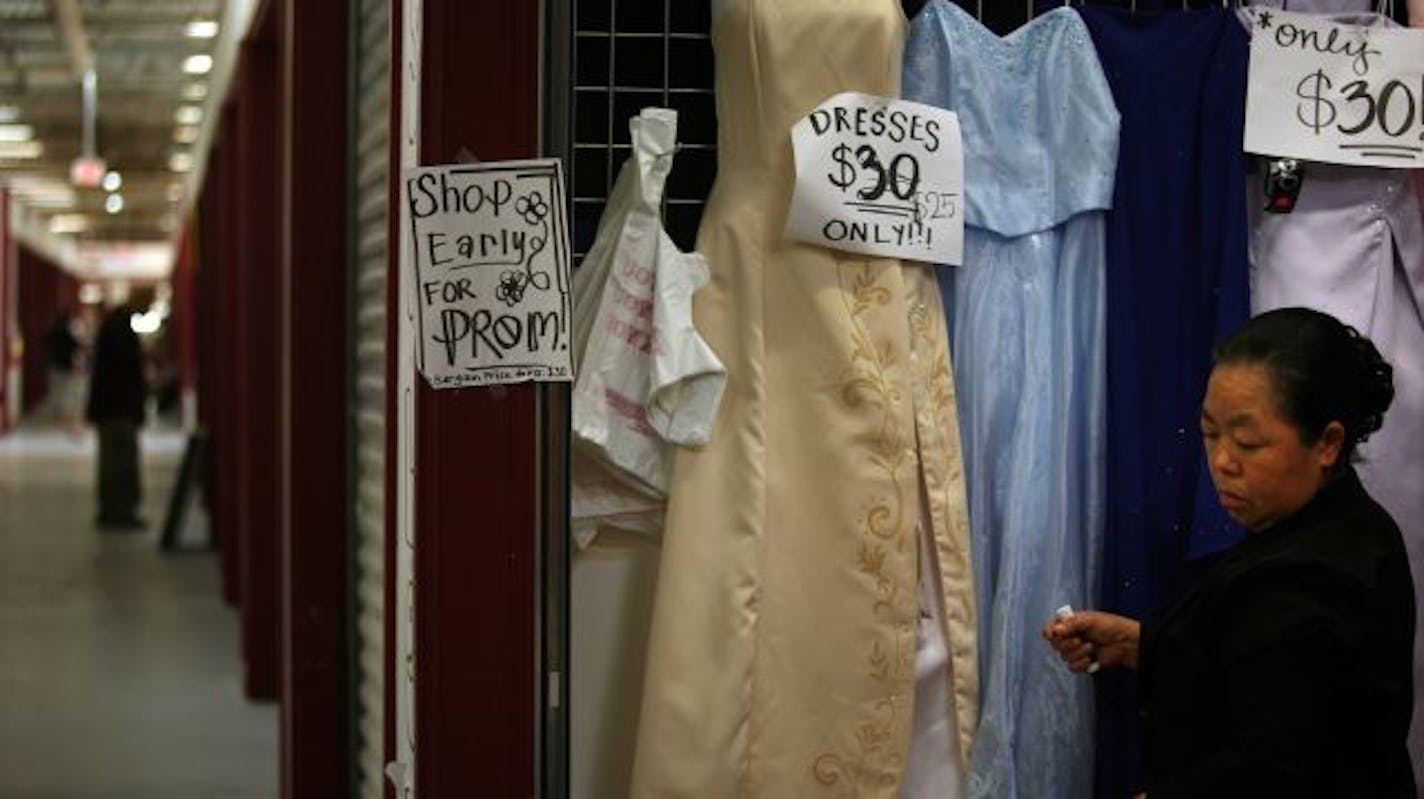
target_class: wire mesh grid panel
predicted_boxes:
[571,0,717,259]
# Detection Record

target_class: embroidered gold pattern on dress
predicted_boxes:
[808,262,917,793]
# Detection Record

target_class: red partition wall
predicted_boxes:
[0,188,10,434]
[170,219,197,422]
[232,9,284,702]
[16,246,80,416]
[278,0,350,793]
[413,3,542,795]
[201,111,243,607]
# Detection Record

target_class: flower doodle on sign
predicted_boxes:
[496,271,529,307]
[516,189,553,291]
[516,191,549,226]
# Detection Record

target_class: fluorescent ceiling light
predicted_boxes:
[11,177,73,200]
[169,152,194,172]
[18,191,77,209]
[106,194,125,214]
[182,83,208,101]
[0,124,34,142]
[175,105,203,125]
[0,141,42,159]
[185,21,220,39]
[183,54,213,75]
[49,214,90,234]
[102,171,122,192]
[0,106,20,123]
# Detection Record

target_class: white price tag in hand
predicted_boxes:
[1055,604,1100,675]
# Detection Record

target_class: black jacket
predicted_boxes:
[86,308,146,424]
[1139,469,1415,798]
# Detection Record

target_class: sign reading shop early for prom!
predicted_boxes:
[786,92,964,265]
[404,159,573,388]
[1245,8,1424,168]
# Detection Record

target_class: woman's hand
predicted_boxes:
[1041,610,1142,672]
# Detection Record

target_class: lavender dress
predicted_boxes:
[1245,2,1424,781]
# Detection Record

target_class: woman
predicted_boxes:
[1044,307,1415,797]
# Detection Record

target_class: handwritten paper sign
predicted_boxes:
[1245,9,1424,168]
[786,92,964,265]
[404,159,573,388]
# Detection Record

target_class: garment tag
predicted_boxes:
[403,158,574,388]
[1243,8,1424,169]
[1264,157,1306,213]
[786,92,964,265]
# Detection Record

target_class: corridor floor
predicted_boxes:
[0,426,277,798]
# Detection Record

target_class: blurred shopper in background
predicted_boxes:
[44,309,85,436]
[87,291,151,530]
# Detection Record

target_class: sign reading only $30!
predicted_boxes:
[1245,8,1424,168]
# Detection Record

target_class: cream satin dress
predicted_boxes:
[630,1,978,795]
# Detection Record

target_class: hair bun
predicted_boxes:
[1346,326,1394,444]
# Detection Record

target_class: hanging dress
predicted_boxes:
[1243,2,1424,781]
[631,1,979,796]
[904,3,1117,797]
[1076,8,1252,797]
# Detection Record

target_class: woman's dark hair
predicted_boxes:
[1213,307,1394,463]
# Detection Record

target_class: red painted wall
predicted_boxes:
[414,3,542,796]
[171,221,197,405]
[0,188,10,434]
[279,0,350,793]
[16,246,80,416]
[200,112,243,607]
[233,24,284,702]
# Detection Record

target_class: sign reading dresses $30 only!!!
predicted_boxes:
[785,92,965,265]
[404,159,574,388]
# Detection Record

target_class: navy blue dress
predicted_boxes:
[1078,8,1251,797]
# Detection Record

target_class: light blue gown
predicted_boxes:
[903,3,1117,797]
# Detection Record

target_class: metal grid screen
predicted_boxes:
[571,0,717,259]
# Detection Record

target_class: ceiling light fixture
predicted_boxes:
[175,106,203,125]
[183,54,213,75]
[182,83,208,101]
[185,21,220,39]
[106,194,124,214]
[102,170,122,192]
[169,152,194,172]
[174,126,200,144]
[0,141,43,159]
[49,214,89,234]
[0,105,19,123]
[0,124,34,142]
[16,190,77,209]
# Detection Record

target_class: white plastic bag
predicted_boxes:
[570,108,725,547]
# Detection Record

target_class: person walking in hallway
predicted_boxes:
[44,308,85,436]
[87,291,150,530]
